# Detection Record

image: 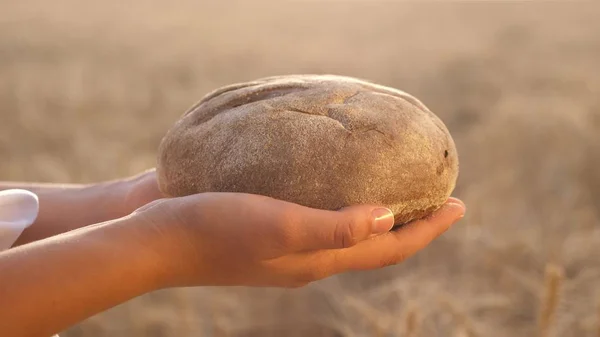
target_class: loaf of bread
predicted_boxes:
[157,75,458,225]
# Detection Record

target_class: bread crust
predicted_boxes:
[157,75,459,224]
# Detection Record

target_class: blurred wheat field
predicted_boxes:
[1,1,600,336]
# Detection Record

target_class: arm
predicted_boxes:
[0,214,175,337]
[1,169,163,246]
[0,192,465,337]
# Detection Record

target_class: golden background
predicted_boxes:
[1,1,599,336]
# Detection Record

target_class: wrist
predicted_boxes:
[126,203,194,289]
[89,175,156,219]
[119,169,164,216]
[81,179,134,220]
[113,211,181,291]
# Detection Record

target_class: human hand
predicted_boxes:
[0,192,464,336]
[121,168,165,215]
[134,193,465,289]
[2,168,167,246]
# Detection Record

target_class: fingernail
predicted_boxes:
[0,189,39,251]
[371,208,395,234]
[440,202,466,222]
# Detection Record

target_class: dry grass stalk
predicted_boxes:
[439,295,479,337]
[341,294,391,336]
[597,294,600,337]
[209,296,229,337]
[373,322,386,337]
[537,263,564,337]
[125,302,145,337]
[174,289,195,337]
[403,304,420,337]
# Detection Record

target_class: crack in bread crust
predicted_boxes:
[157,74,459,223]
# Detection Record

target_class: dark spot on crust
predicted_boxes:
[444,150,449,158]
[436,163,445,175]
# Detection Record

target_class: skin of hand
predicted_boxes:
[0,175,465,337]
[135,193,466,288]
[0,169,163,246]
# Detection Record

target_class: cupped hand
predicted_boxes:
[121,168,165,214]
[134,193,465,289]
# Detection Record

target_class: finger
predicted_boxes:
[326,199,465,273]
[282,203,396,252]
[445,197,464,208]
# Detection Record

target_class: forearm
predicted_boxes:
[0,214,172,337]
[1,180,135,246]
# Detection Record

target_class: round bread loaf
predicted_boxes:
[156,75,458,225]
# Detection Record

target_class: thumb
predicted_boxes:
[0,189,39,251]
[287,204,395,251]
